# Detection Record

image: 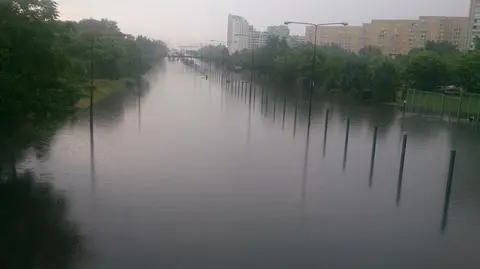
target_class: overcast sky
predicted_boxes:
[57,0,470,47]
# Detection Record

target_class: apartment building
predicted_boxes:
[362,20,419,55]
[249,29,270,49]
[417,16,469,51]
[468,0,480,49]
[227,14,250,54]
[267,25,290,38]
[305,25,363,52]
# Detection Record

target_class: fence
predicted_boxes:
[404,89,480,122]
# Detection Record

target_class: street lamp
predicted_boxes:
[284,21,348,133]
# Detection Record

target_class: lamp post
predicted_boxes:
[284,21,348,133]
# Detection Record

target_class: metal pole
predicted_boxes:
[441,150,456,232]
[342,117,350,170]
[396,134,408,205]
[322,109,329,157]
[369,126,379,186]
[90,37,95,156]
[306,25,318,134]
[249,47,254,107]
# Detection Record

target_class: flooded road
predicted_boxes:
[19,61,480,268]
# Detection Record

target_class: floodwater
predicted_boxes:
[12,61,480,268]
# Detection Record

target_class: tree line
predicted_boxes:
[0,0,167,141]
[199,37,480,102]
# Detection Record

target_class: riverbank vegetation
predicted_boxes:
[199,36,480,108]
[0,0,167,157]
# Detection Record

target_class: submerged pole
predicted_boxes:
[369,126,379,186]
[342,117,351,170]
[396,134,408,205]
[322,109,330,157]
[441,150,457,233]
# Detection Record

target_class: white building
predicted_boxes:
[227,14,273,53]
[468,0,480,49]
[249,29,270,49]
[267,25,290,38]
[227,14,250,54]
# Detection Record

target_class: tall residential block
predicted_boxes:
[468,0,480,49]
[418,16,469,51]
[305,25,363,52]
[227,14,250,54]
[362,20,419,55]
[267,25,290,38]
[227,14,271,54]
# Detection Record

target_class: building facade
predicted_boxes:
[249,29,270,49]
[305,25,363,52]
[227,14,250,54]
[362,20,419,55]
[468,0,480,49]
[361,17,468,55]
[417,16,469,51]
[267,25,290,38]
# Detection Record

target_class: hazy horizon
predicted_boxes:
[57,0,470,47]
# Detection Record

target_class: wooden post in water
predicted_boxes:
[441,150,456,233]
[342,117,351,171]
[322,109,330,157]
[396,134,408,205]
[369,126,379,186]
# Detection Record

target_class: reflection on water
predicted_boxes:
[0,172,83,269]
[7,62,480,269]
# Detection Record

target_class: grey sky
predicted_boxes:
[58,0,470,47]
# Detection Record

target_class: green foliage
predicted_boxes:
[455,52,480,93]
[425,40,458,55]
[359,45,383,57]
[371,60,400,102]
[404,51,447,91]
[0,0,167,137]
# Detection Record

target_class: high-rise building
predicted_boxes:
[227,14,250,54]
[305,25,363,52]
[417,16,469,51]
[227,14,273,53]
[468,0,480,49]
[286,35,308,47]
[249,29,270,49]
[267,25,290,38]
[362,20,419,55]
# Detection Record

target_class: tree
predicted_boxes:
[0,0,82,133]
[404,51,448,91]
[359,45,383,57]
[371,59,400,102]
[425,40,458,55]
[455,52,480,93]
[340,56,371,93]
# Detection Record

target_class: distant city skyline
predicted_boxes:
[57,0,470,47]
